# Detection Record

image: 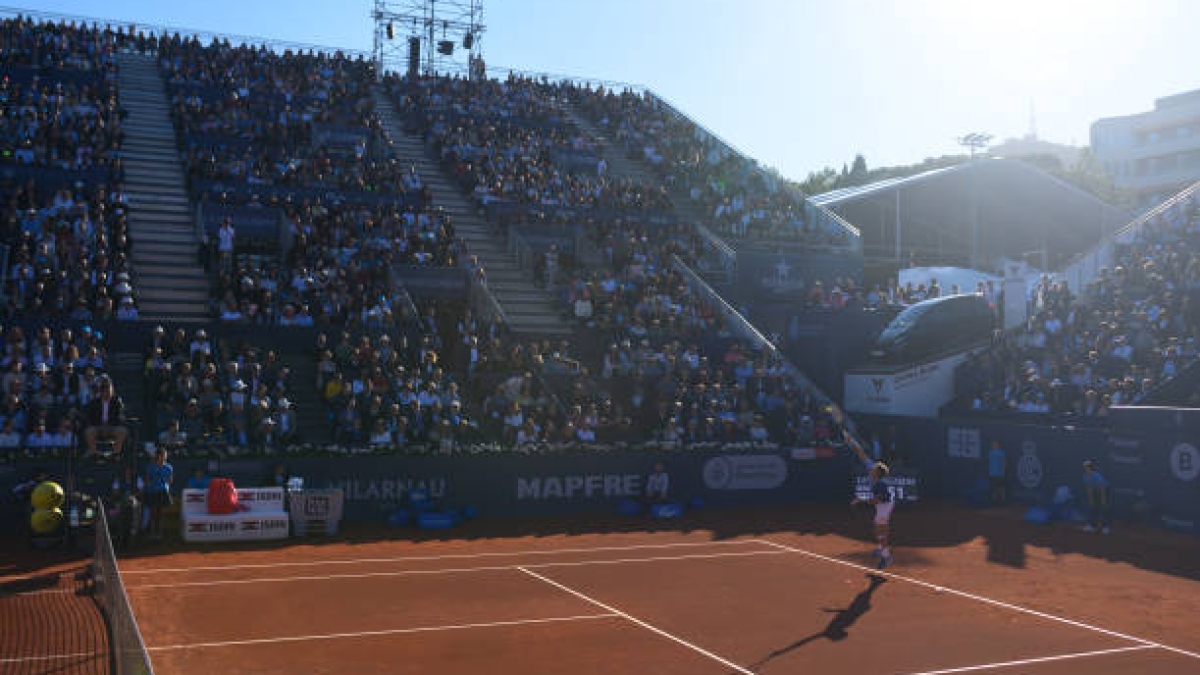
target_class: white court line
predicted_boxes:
[120,539,761,574]
[754,539,1200,661]
[0,650,105,664]
[124,548,788,591]
[518,566,753,675]
[146,613,619,652]
[898,644,1158,675]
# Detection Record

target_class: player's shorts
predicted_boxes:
[874,501,895,525]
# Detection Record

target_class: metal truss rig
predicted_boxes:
[372,0,484,78]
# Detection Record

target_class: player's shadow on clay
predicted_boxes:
[747,573,888,672]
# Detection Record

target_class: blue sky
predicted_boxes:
[23,0,1200,180]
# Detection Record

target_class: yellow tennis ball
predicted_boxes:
[31,481,65,510]
[31,508,64,534]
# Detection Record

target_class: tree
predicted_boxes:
[850,153,868,178]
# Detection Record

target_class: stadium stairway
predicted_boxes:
[117,52,209,323]
[372,87,572,337]
[109,350,150,443]
[287,351,332,444]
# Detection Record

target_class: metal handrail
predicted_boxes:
[810,201,862,239]
[1111,179,1200,243]
[1057,179,1200,293]
[669,254,851,433]
[695,222,735,262]
[647,91,861,242]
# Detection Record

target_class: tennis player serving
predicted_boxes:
[832,405,894,570]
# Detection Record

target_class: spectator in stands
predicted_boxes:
[83,375,127,458]
[186,466,211,491]
[158,419,187,452]
[0,419,21,450]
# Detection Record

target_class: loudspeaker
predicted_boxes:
[407,37,420,78]
[463,32,473,49]
[386,22,394,40]
[437,40,455,56]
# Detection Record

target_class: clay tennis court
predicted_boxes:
[5,504,1199,674]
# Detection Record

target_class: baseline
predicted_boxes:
[123,547,789,591]
[118,539,763,575]
[754,538,1200,661]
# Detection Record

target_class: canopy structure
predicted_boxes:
[810,158,1128,272]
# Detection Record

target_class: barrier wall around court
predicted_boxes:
[882,414,1200,535]
[0,448,856,523]
[2,418,1194,534]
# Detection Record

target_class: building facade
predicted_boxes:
[1091,89,1200,204]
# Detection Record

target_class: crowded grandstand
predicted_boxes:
[2,6,1199,675]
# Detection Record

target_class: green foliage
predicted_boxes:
[797,153,969,195]
[795,149,1135,207]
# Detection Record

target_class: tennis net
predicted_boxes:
[93,498,155,675]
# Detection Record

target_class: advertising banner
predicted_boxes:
[844,350,974,417]
[735,250,862,300]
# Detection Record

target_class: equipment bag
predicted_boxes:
[207,478,240,515]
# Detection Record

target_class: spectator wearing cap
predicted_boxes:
[83,375,127,458]
[1082,460,1111,535]
[117,295,139,321]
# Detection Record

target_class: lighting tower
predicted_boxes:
[957,132,992,269]
[372,0,485,79]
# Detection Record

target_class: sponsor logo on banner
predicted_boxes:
[331,478,448,502]
[185,492,205,504]
[894,363,940,391]
[240,521,260,532]
[516,474,642,500]
[790,447,836,461]
[303,495,332,518]
[859,376,891,405]
[1161,515,1196,532]
[702,455,787,490]
[1113,487,1146,499]
[947,427,981,459]
[1017,440,1043,489]
[1169,443,1199,481]
[853,473,920,502]
[188,521,236,534]
[1107,437,1144,466]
